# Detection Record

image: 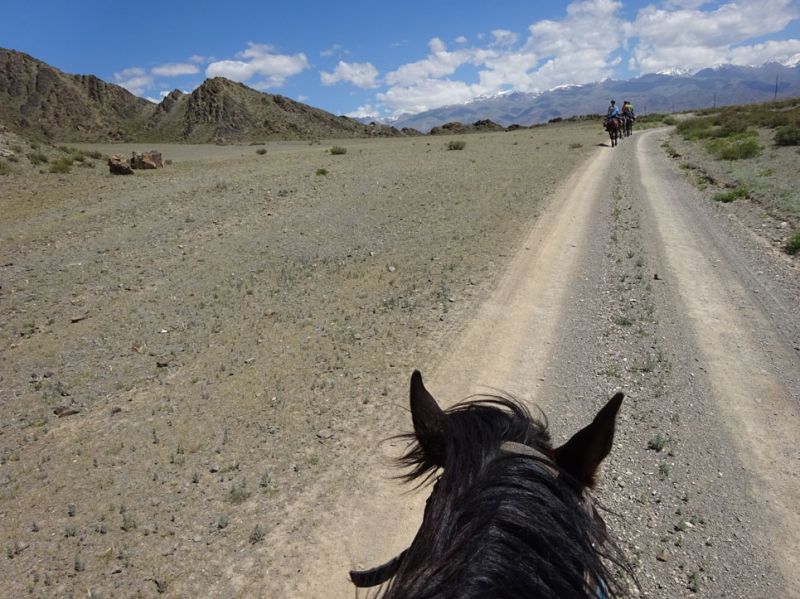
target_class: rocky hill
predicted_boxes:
[0,48,154,141]
[0,48,402,142]
[144,77,400,143]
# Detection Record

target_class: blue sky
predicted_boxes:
[2,1,799,118]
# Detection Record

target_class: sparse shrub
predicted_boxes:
[569,142,583,149]
[330,146,347,155]
[659,461,671,479]
[165,159,173,165]
[27,151,49,165]
[48,157,73,173]
[712,186,748,203]
[785,231,800,255]
[0,162,11,176]
[774,125,800,146]
[315,168,328,176]
[647,434,667,452]
[662,115,677,126]
[446,140,466,150]
[11,144,23,153]
[705,134,761,160]
[85,150,103,160]
[255,148,267,155]
[228,479,250,504]
[249,524,265,544]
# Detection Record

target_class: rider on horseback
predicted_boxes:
[606,100,620,121]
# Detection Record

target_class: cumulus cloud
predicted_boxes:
[455,35,468,44]
[320,61,380,88]
[114,67,154,96]
[630,0,800,72]
[345,104,382,119]
[205,42,310,88]
[151,62,200,77]
[491,29,518,47]
[384,38,494,87]
[377,79,477,114]
[321,44,349,57]
[189,55,206,64]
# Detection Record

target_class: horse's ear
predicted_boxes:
[409,370,447,465]
[553,392,623,488]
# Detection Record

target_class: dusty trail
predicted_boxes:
[284,128,800,598]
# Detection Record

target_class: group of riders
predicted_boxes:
[604,99,635,142]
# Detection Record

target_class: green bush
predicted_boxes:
[662,115,677,126]
[712,186,748,203]
[774,125,800,146]
[27,151,49,165]
[705,134,761,160]
[85,150,104,160]
[785,231,800,255]
[676,117,716,139]
[0,161,11,176]
[315,168,328,176]
[255,148,267,155]
[446,140,466,150]
[48,157,73,173]
[329,146,347,155]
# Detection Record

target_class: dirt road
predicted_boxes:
[286,130,800,598]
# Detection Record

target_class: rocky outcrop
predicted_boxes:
[108,155,134,175]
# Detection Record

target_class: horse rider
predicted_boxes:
[622,100,635,119]
[605,100,621,128]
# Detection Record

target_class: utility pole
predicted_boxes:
[774,75,779,101]
[713,92,716,109]
[672,102,675,114]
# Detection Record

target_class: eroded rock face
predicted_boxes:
[130,151,162,169]
[108,154,134,175]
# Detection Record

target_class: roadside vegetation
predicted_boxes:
[663,97,800,255]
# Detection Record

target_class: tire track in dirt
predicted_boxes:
[634,129,800,596]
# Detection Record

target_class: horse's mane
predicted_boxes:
[380,396,630,599]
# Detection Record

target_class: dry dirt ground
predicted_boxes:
[1,124,799,598]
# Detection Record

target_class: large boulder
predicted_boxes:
[108,154,134,175]
[130,150,163,169]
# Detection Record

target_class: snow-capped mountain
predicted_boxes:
[389,62,800,132]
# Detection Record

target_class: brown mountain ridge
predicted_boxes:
[0,48,403,142]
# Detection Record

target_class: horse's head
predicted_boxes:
[404,369,622,489]
[351,371,628,597]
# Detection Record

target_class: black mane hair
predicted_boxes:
[357,393,631,598]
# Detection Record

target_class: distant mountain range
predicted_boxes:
[387,62,800,132]
[0,48,402,142]
[2,47,799,142]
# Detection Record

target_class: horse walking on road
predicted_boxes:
[350,371,632,598]
[605,118,622,147]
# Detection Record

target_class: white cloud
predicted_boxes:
[205,42,310,88]
[491,29,518,47]
[320,61,380,88]
[189,55,206,64]
[151,62,200,77]
[377,79,477,114]
[630,0,800,72]
[114,67,154,96]
[346,104,381,119]
[455,35,468,44]
[321,44,349,57]
[385,38,494,86]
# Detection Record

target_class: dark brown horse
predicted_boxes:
[350,371,632,598]
[605,117,622,147]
